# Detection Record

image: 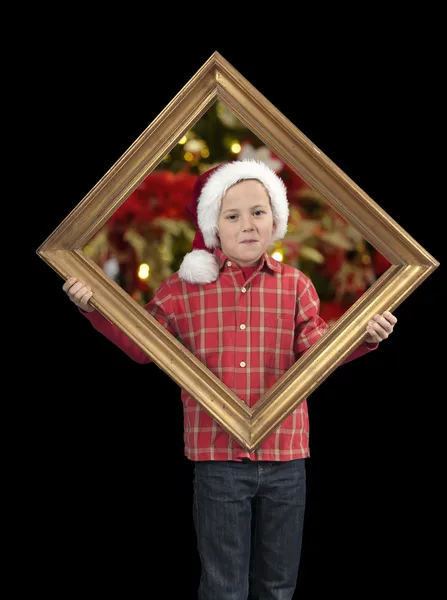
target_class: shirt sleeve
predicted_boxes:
[294,273,378,363]
[79,280,178,364]
[294,275,329,357]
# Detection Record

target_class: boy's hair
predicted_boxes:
[178,160,289,284]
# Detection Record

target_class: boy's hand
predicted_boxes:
[63,276,95,313]
[365,311,397,344]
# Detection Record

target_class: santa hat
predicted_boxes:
[178,159,289,284]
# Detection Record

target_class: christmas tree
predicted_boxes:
[83,101,391,324]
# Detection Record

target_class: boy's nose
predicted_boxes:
[241,218,255,231]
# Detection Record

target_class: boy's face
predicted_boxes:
[217,179,276,266]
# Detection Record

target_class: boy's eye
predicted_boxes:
[226,211,265,220]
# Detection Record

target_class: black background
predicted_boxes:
[19,15,445,599]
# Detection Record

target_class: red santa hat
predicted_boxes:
[178,159,289,284]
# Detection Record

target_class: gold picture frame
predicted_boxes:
[36,51,439,452]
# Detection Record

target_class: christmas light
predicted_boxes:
[185,139,204,153]
[138,263,150,279]
[178,136,187,145]
[272,251,284,262]
[231,142,241,153]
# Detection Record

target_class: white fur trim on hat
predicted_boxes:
[178,249,220,284]
[197,159,289,249]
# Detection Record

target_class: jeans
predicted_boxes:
[193,458,306,600]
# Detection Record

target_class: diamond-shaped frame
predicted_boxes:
[36,52,439,452]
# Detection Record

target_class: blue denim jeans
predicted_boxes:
[192,458,306,600]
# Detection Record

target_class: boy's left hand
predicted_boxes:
[365,311,397,344]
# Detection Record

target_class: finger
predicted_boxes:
[78,290,93,307]
[67,281,86,300]
[63,276,78,292]
[369,321,388,340]
[72,290,91,308]
[383,311,397,325]
[373,314,393,333]
[73,286,90,303]
[366,324,380,342]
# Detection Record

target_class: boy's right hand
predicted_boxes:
[63,276,95,313]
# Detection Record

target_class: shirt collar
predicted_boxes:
[214,247,281,274]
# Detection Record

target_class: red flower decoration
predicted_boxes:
[320,248,346,277]
[319,301,346,325]
[277,162,311,206]
[372,250,391,275]
[109,170,198,226]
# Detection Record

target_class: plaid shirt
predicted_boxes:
[82,248,376,461]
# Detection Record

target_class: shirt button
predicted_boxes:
[227,261,232,267]
[240,324,246,330]
[240,361,246,368]
[241,287,247,293]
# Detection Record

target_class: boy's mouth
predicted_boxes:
[240,239,258,244]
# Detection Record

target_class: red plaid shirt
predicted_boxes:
[82,248,376,461]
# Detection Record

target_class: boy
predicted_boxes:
[63,159,397,600]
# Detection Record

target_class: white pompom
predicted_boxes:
[178,250,220,284]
